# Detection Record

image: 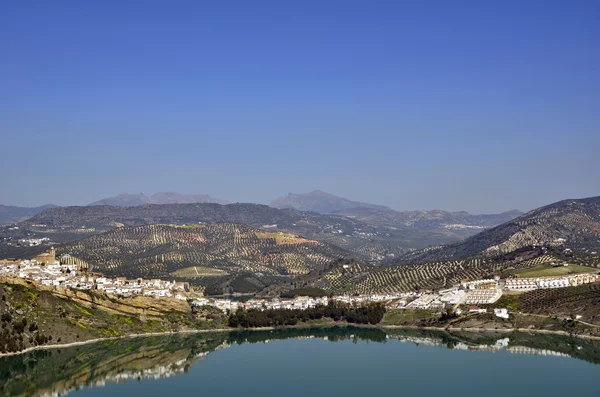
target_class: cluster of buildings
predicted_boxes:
[405,294,445,310]
[192,291,424,313]
[2,247,599,320]
[397,270,600,312]
[195,296,330,313]
[192,292,422,314]
[400,279,503,311]
[504,273,600,290]
[17,237,51,247]
[0,248,191,300]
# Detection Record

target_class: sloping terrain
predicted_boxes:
[270,190,393,213]
[59,224,351,291]
[299,247,569,295]
[395,196,600,264]
[0,204,59,226]
[6,203,421,262]
[0,281,223,354]
[334,207,522,231]
[518,283,600,325]
[9,202,522,263]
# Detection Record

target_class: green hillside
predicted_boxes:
[59,223,352,294]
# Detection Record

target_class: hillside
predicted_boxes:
[518,283,600,325]
[0,280,224,354]
[0,204,59,226]
[24,203,295,230]
[270,190,393,213]
[7,203,413,262]
[59,223,352,294]
[89,192,229,206]
[11,202,518,263]
[394,196,600,264]
[296,247,566,295]
[334,207,522,231]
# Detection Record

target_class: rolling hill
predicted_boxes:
[89,192,229,206]
[263,246,568,296]
[9,203,412,261]
[0,204,59,226]
[0,201,547,264]
[334,207,522,231]
[59,223,352,294]
[270,190,393,213]
[394,196,600,264]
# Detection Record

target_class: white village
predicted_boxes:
[1,247,599,319]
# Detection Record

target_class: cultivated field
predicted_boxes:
[513,264,596,278]
[59,223,350,282]
[316,254,567,295]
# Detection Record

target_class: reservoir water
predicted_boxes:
[1,327,599,397]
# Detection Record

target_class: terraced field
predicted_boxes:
[171,266,229,277]
[395,196,600,264]
[315,254,565,295]
[519,283,600,324]
[513,263,596,278]
[59,223,350,282]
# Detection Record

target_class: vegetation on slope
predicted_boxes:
[59,223,352,293]
[518,283,600,325]
[9,201,525,263]
[307,248,565,295]
[0,281,223,354]
[395,196,600,264]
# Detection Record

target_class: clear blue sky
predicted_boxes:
[1,0,598,213]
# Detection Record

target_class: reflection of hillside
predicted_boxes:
[0,333,229,397]
[2,328,600,397]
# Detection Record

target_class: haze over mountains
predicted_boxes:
[89,192,229,206]
[396,196,600,264]
[0,204,59,226]
[333,207,523,230]
[270,190,394,213]
[1,193,599,295]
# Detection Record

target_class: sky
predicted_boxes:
[1,0,598,213]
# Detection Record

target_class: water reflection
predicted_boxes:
[1,327,600,397]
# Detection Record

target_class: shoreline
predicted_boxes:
[3,321,600,357]
[0,328,232,358]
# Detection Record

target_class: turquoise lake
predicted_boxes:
[1,327,599,397]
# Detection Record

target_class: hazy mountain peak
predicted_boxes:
[270,191,393,213]
[89,192,229,207]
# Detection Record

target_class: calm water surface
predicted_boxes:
[1,328,599,397]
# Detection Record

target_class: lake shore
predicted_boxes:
[3,318,600,357]
[0,327,232,357]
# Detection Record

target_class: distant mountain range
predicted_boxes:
[270,190,393,213]
[0,204,59,226]
[3,194,600,296]
[12,201,524,263]
[89,192,229,206]
[334,207,523,230]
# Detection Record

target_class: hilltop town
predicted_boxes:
[2,247,599,322]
